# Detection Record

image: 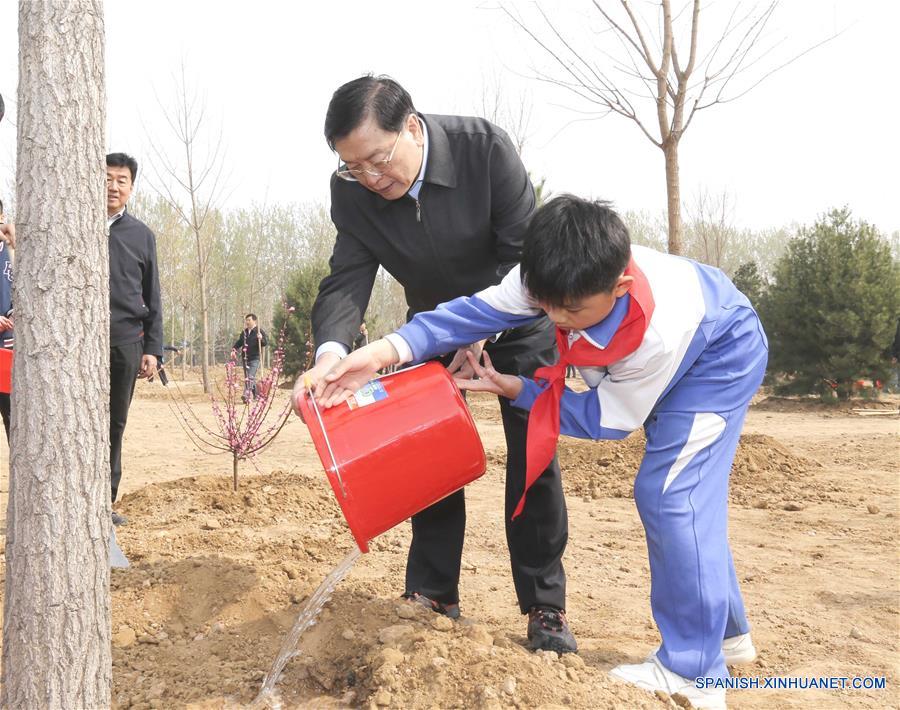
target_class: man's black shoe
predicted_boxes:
[527,605,577,654]
[402,592,461,620]
[112,511,128,527]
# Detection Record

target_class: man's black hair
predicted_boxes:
[0,199,3,215]
[106,152,138,182]
[324,75,416,150]
[245,313,257,321]
[520,194,631,307]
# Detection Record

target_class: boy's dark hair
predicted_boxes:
[324,75,416,150]
[521,194,631,307]
[245,313,257,322]
[106,152,138,182]
[0,199,3,214]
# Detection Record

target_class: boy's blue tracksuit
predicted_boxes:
[385,245,768,680]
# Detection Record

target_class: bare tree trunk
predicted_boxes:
[145,66,226,394]
[663,140,682,255]
[2,1,110,707]
[181,302,188,380]
[198,269,211,391]
[169,302,176,351]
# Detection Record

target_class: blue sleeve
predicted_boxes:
[396,295,539,362]
[511,380,631,441]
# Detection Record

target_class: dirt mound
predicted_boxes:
[517,432,824,510]
[247,597,659,710]
[727,433,827,508]
[109,471,664,709]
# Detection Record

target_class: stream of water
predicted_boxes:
[249,546,362,709]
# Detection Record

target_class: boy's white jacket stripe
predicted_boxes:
[392,245,766,441]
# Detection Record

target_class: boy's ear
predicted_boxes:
[613,274,634,298]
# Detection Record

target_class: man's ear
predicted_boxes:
[408,114,424,146]
[613,274,634,298]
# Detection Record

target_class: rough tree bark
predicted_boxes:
[1,1,110,708]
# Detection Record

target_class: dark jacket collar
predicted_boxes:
[375,113,457,210]
[420,113,457,189]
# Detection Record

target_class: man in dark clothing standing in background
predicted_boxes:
[233,313,267,402]
[107,152,163,526]
[293,76,574,653]
[352,322,368,351]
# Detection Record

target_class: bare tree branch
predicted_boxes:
[503,0,839,254]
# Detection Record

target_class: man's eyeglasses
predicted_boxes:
[335,127,404,182]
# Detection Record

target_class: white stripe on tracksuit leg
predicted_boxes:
[662,413,726,494]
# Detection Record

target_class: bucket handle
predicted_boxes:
[306,389,348,498]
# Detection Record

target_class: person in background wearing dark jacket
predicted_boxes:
[107,152,163,526]
[0,198,14,441]
[292,76,574,653]
[233,313,267,402]
[352,321,368,351]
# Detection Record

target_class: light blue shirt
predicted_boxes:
[407,118,428,201]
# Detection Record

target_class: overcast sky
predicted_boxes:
[0,0,897,235]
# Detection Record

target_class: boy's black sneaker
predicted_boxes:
[112,511,128,526]
[402,592,461,620]
[527,605,578,654]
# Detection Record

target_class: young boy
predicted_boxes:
[315,195,768,709]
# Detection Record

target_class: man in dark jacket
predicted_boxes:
[293,76,574,653]
[352,322,368,351]
[107,152,163,525]
[233,313,268,401]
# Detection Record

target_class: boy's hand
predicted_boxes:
[454,350,523,400]
[318,339,400,408]
[446,339,486,379]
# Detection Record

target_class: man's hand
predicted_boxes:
[292,351,343,417]
[453,350,523,400]
[318,339,400,408]
[0,223,15,249]
[0,315,12,333]
[138,354,158,380]
[446,339,487,379]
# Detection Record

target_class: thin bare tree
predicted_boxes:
[685,187,736,268]
[145,63,229,392]
[2,1,110,706]
[478,70,534,157]
[502,0,835,254]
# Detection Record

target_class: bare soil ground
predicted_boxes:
[1,375,897,709]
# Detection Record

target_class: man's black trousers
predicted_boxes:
[110,341,142,502]
[404,319,569,614]
[0,392,9,442]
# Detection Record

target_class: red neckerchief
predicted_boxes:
[513,258,655,519]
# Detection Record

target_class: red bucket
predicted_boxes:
[0,348,12,394]
[297,362,486,552]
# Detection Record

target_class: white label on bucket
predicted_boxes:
[347,380,388,410]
